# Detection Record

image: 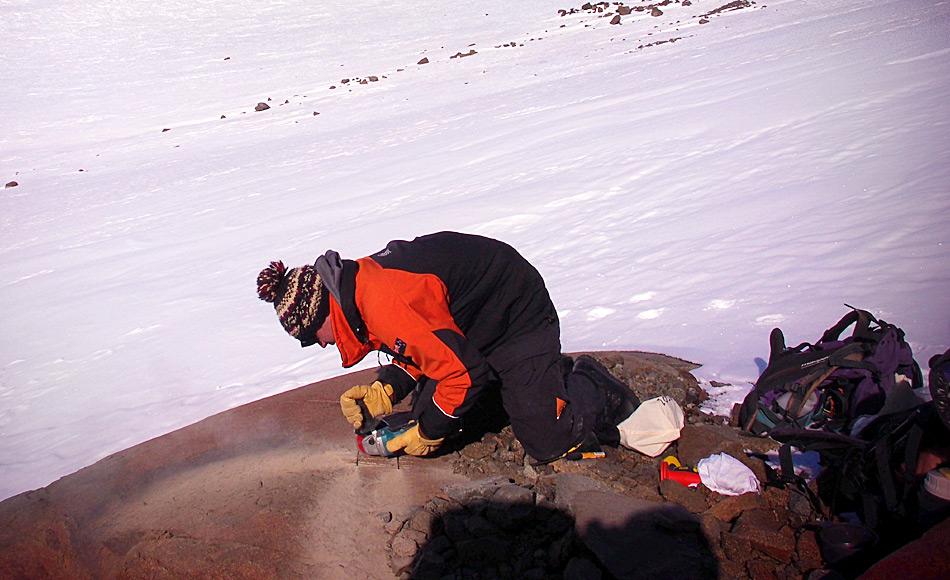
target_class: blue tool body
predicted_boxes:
[355,400,414,457]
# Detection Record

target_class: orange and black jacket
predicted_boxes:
[314,232,558,439]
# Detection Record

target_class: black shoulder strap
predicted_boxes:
[769,443,826,517]
[827,342,880,375]
[874,441,897,511]
[820,307,877,344]
[864,406,928,521]
[780,443,796,480]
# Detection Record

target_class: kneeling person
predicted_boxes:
[256,231,638,460]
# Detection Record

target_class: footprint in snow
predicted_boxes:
[586,306,616,320]
[628,291,656,303]
[637,308,665,320]
[755,314,785,326]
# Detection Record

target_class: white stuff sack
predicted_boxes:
[617,396,685,457]
[697,452,761,496]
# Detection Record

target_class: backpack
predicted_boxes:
[739,307,922,437]
[744,311,942,563]
[930,348,950,429]
[768,403,934,529]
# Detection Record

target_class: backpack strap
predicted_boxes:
[862,493,880,530]
[820,307,877,344]
[864,406,928,522]
[764,443,827,518]
[744,399,805,435]
[785,343,875,421]
[828,342,881,376]
[779,443,796,481]
[909,358,924,394]
[874,440,898,512]
[787,366,839,419]
[895,412,925,509]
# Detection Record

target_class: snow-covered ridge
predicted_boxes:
[1,0,947,500]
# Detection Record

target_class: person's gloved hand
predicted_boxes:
[339,381,394,429]
[385,423,444,456]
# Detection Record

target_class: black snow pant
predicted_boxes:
[484,317,602,463]
[405,317,602,462]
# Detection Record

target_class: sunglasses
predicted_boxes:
[298,313,322,348]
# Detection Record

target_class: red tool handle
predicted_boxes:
[660,461,702,488]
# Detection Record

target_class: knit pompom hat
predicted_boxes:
[257,261,329,345]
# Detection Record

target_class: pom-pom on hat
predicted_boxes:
[257,260,329,346]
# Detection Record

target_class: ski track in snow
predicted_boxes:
[1,0,948,499]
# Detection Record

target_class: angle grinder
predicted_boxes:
[355,400,414,457]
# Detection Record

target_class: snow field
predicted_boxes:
[1,0,947,499]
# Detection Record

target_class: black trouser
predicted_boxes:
[409,319,601,462]
[496,350,600,462]
[485,318,601,463]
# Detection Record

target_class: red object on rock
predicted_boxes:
[660,461,702,488]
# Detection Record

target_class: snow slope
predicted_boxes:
[1,0,948,501]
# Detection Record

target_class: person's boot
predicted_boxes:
[563,431,605,461]
[558,354,575,381]
[572,355,641,445]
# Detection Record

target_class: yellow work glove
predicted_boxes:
[385,423,444,457]
[339,381,394,429]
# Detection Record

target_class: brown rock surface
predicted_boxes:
[659,478,708,513]
[676,422,778,485]
[0,367,464,579]
[732,508,797,562]
[706,490,767,523]
[3,349,935,578]
[570,490,718,578]
[860,514,950,579]
[578,350,704,408]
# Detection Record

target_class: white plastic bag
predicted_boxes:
[697,452,761,495]
[617,396,685,457]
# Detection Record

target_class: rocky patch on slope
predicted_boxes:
[383,352,836,579]
[170,0,766,133]
[2,351,944,579]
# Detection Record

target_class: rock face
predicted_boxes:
[0,367,466,579]
[571,490,717,578]
[861,514,950,578]
[578,351,707,410]
[441,351,947,579]
[385,477,581,578]
[2,350,944,579]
